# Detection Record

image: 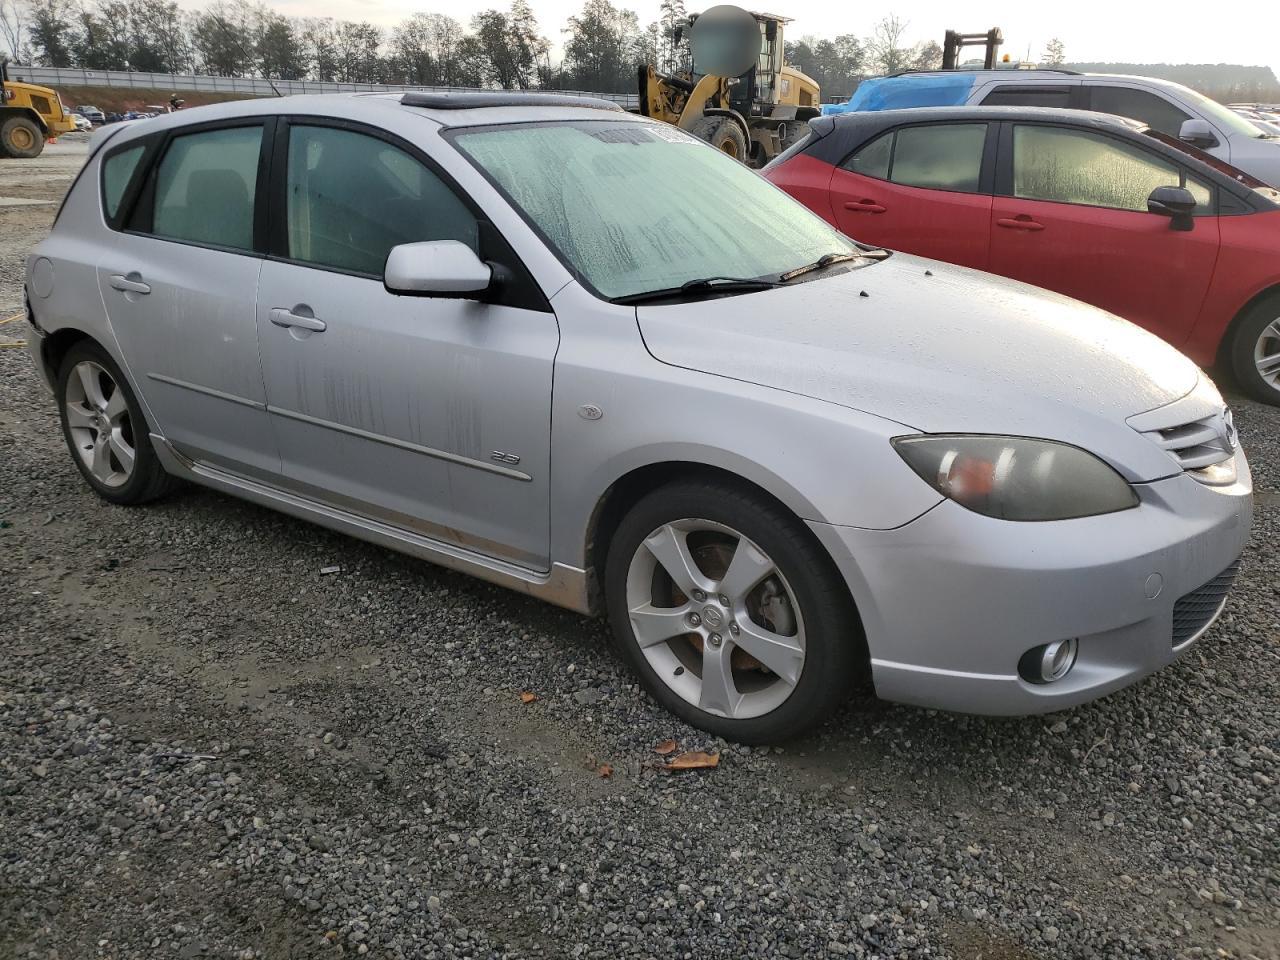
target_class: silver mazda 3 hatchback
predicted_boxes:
[25,92,1253,742]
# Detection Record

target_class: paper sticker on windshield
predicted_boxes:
[647,125,700,144]
[589,127,655,145]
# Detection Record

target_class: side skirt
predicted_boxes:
[151,435,595,615]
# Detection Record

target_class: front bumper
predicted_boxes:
[809,447,1252,715]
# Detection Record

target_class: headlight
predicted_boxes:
[892,435,1139,521]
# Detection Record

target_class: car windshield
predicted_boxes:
[1176,86,1273,139]
[450,120,857,301]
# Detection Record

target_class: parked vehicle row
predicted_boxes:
[766,106,1280,405]
[23,93,1252,742]
[826,69,1280,188]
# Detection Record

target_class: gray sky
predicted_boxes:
[258,0,1280,78]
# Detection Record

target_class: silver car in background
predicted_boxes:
[24,93,1252,742]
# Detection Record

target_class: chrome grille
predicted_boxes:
[1172,560,1240,647]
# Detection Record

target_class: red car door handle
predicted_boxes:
[843,200,886,214]
[996,216,1045,232]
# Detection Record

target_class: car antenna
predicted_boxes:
[267,79,284,98]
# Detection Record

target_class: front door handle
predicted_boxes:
[269,307,326,333]
[996,215,1045,232]
[844,200,886,214]
[109,273,151,295]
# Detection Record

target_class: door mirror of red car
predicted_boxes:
[1147,186,1197,232]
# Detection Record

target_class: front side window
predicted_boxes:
[840,123,987,193]
[1012,125,1212,213]
[101,142,145,220]
[452,121,855,301]
[1088,86,1191,137]
[152,125,262,251]
[285,125,478,275]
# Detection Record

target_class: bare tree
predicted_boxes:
[0,0,23,61]
[867,14,913,75]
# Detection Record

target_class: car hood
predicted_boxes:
[1228,133,1280,187]
[635,255,1202,482]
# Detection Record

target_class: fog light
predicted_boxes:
[1019,638,1078,684]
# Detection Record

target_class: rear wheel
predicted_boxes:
[604,480,862,743]
[690,116,748,164]
[1,115,45,159]
[57,341,179,505]
[1228,296,1280,406]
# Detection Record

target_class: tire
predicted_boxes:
[604,479,863,744]
[1,115,45,159]
[1228,295,1280,406]
[56,340,179,505]
[690,116,748,163]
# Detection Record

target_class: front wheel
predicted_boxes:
[1228,297,1280,405]
[1,115,45,159]
[604,480,863,744]
[690,116,748,164]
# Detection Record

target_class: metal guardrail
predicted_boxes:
[5,65,640,109]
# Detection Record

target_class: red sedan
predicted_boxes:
[765,106,1280,405]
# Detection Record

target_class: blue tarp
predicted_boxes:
[820,74,978,115]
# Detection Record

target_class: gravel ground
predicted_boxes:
[1,145,1278,960]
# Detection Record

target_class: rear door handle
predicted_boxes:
[843,200,886,214]
[269,307,326,333]
[996,216,1045,232]
[109,273,151,294]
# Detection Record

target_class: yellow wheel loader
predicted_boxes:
[638,5,821,168]
[1,63,77,159]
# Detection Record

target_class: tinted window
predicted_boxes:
[286,125,478,276]
[102,143,145,220]
[981,86,1071,108]
[152,125,262,251]
[842,131,892,179]
[1012,125,1212,212]
[890,124,986,192]
[1088,86,1191,137]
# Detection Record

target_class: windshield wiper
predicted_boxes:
[778,251,865,283]
[613,276,782,305]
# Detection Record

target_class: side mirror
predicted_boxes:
[384,240,492,299]
[1178,118,1218,148]
[1147,185,1196,231]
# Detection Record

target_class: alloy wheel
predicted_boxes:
[64,360,135,488]
[624,519,805,720]
[1254,316,1280,391]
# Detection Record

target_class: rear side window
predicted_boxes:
[981,85,1072,108]
[843,131,892,179]
[284,124,478,276]
[152,125,263,251]
[1012,125,1212,213]
[1087,86,1191,137]
[891,124,986,192]
[843,124,987,194]
[101,143,145,220]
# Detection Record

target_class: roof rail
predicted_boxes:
[883,67,1082,78]
[400,91,625,112]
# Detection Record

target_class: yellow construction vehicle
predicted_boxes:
[1,63,76,159]
[638,5,820,167]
